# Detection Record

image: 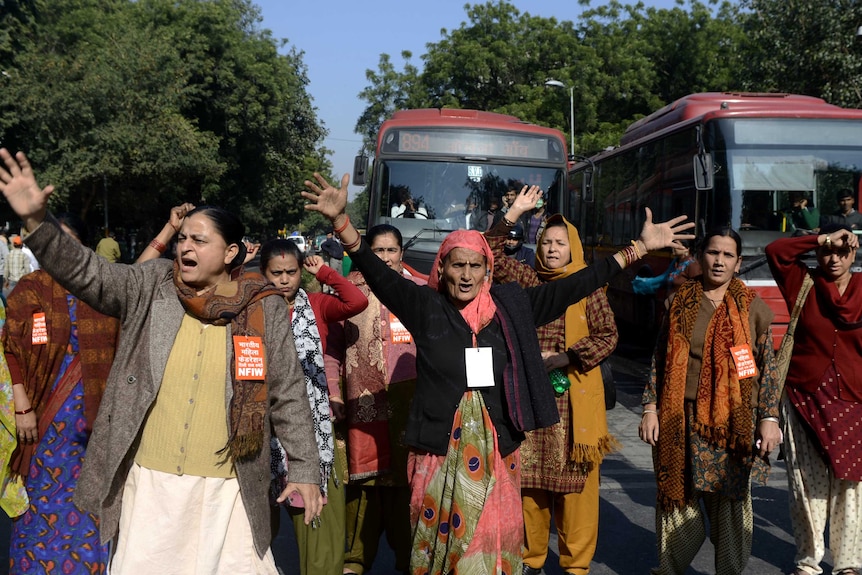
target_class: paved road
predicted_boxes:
[0,350,825,574]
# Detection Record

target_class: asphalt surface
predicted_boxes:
[0,346,825,574]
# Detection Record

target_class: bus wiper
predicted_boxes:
[403,225,458,252]
[739,256,768,275]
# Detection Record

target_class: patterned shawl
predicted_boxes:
[270,288,333,498]
[172,262,281,462]
[3,270,119,479]
[657,277,757,508]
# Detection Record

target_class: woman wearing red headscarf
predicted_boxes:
[302,173,693,575]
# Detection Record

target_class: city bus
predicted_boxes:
[567,92,862,342]
[353,108,569,273]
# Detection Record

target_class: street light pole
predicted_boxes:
[544,79,575,156]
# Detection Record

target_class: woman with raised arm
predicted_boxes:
[2,213,119,572]
[766,224,862,575]
[639,227,780,575]
[487,188,619,575]
[302,173,693,575]
[0,149,321,574]
[259,240,367,575]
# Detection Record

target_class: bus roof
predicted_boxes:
[621,92,862,145]
[378,108,566,147]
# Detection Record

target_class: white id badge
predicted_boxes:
[465,347,495,388]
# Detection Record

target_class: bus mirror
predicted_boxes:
[353,155,369,186]
[582,170,595,203]
[693,154,713,190]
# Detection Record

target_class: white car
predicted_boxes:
[287,235,307,253]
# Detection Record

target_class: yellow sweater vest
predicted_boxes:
[135,315,235,478]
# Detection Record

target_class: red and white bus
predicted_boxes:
[567,92,862,342]
[354,108,569,273]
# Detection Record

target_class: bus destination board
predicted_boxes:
[382,129,564,162]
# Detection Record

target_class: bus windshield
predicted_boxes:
[713,118,862,234]
[374,159,565,230]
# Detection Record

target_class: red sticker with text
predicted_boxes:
[730,344,758,379]
[32,312,48,345]
[233,336,266,380]
[389,312,412,345]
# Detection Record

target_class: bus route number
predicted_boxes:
[399,132,430,152]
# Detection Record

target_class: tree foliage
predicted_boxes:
[0,0,329,241]
[355,0,862,157]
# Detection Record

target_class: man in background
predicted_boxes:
[502,224,535,267]
[96,230,122,262]
[5,235,31,296]
[821,188,862,230]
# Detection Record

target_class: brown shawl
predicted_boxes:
[172,262,281,462]
[2,270,119,479]
[657,278,757,508]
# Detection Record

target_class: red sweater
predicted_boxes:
[766,235,862,402]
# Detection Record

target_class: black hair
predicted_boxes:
[366,224,403,248]
[697,226,742,258]
[507,224,525,240]
[820,222,854,236]
[55,212,88,245]
[507,179,524,192]
[259,238,305,272]
[837,188,855,200]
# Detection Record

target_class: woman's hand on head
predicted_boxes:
[828,229,859,250]
[169,202,196,233]
[278,482,323,525]
[638,208,696,252]
[302,173,349,222]
[0,149,53,230]
[304,254,324,276]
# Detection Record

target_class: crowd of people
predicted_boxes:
[0,147,859,575]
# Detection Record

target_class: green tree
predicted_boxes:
[738,0,862,107]
[0,0,328,240]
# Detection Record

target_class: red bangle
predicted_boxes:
[342,235,361,251]
[149,239,167,253]
[15,407,33,415]
[333,215,350,235]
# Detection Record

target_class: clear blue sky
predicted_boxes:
[254,0,684,194]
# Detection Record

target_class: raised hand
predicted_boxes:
[638,208,695,252]
[828,228,859,250]
[0,149,53,231]
[169,202,196,233]
[302,173,349,222]
[303,254,324,276]
[506,185,543,221]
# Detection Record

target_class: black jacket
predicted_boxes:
[350,240,620,455]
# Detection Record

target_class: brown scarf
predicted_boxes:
[172,262,281,462]
[657,278,756,508]
[2,271,119,479]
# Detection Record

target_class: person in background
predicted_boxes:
[464,195,482,230]
[0,298,28,519]
[260,239,367,575]
[326,224,426,575]
[320,229,345,277]
[3,213,121,573]
[502,224,536,267]
[0,229,9,293]
[96,229,122,263]
[4,236,31,297]
[489,191,619,575]
[639,227,780,575]
[302,171,693,574]
[521,197,548,244]
[477,195,504,232]
[502,181,522,214]
[765,224,862,575]
[788,192,820,234]
[821,188,862,231]
[0,147,322,574]
[632,240,701,305]
[390,186,427,219]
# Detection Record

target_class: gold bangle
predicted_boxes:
[630,240,644,258]
[825,235,832,248]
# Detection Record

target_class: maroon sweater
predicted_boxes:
[766,235,862,402]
